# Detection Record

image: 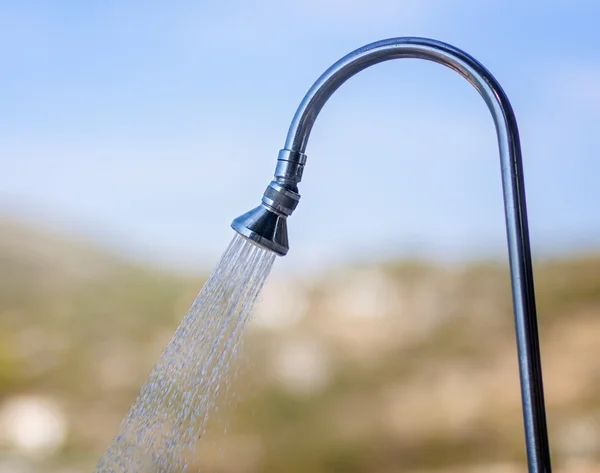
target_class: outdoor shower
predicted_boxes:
[232,37,552,473]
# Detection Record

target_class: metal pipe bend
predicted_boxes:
[284,37,516,159]
[280,37,551,473]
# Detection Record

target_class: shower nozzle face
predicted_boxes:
[231,204,289,256]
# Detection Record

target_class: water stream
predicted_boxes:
[94,234,276,472]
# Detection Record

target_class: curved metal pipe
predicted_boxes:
[232,37,551,472]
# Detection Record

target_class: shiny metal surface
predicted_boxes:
[231,37,551,472]
[231,205,289,256]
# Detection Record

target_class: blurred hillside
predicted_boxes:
[0,220,599,473]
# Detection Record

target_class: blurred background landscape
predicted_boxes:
[1,1,600,472]
[0,222,599,473]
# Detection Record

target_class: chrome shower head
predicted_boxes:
[231,149,304,256]
[230,36,551,473]
[231,204,289,256]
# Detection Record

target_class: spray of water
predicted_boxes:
[94,234,276,472]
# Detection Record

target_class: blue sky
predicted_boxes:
[1,1,599,272]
